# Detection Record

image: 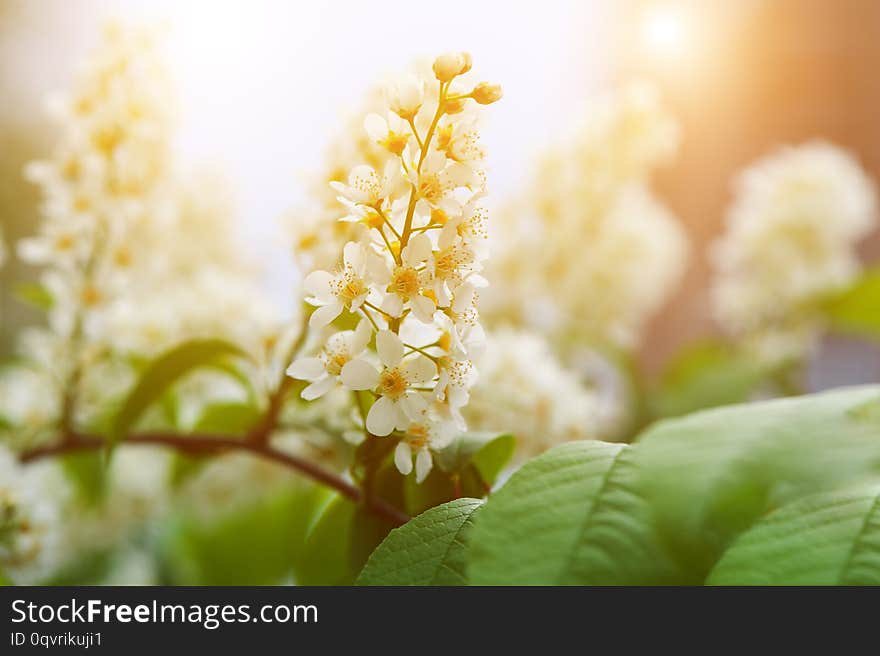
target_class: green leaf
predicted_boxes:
[14,282,54,311]
[159,485,329,585]
[193,402,261,435]
[295,496,355,585]
[468,441,681,585]
[707,484,880,585]
[650,340,769,418]
[60,452,107,505]
[635,385,880,581]
[825,268,880,339]
[109,339,247,449]
[295,495,395,585]
[357,498,482,585]
[436,432,515,485]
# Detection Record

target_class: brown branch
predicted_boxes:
[20,431,409,527]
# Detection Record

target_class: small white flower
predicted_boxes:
[387,74,424,120]
[303,241,373,328]
[330,161,403,209]
[411,150,478,216]
[340,330,436,436]
[371,233,436,322]
[287,319,372,400]
[364,112,413,157]
[394,412,457,483]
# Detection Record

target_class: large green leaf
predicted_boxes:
[468,441,681,585]
[110,339,247,449]
[295,495,395,585]
[650,340,770,419]
[357,498,482,586]
[825,268,880,339]
[159,484,328,585]
[707,484,880,585]
[635,385,880,580]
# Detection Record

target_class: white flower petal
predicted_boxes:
[286,356,324,381]
[381,293,404,318]
[404,233,432,265]
[366,396,397,436]
[394,441,413,475]
[340,358,380,391]
[301,375,336,401]
[410,294,436,323]
[364,113,388,142]
[452,282,475,314]
[303,270,334,302]
[415,448,433,483]
[376,330,404,367]
[400,391,428,420]
[404,354,437,385]
[343,240,363,269]
[350,319,372,354]
[309,302,343,329]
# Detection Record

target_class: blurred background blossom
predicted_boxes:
[2,0,880,585]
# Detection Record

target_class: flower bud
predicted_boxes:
[470,82,503,105]
[443,97,466,114]
[433,52,471,82]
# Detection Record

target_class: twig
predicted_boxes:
[20,431,409,527]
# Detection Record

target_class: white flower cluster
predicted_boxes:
[20,22,173,349]
[18,22,281,368]
[464,328,603,460]
[711,141,878,363]
[0,447,68,584]
[288,52,501,482]
[486,83,688,350]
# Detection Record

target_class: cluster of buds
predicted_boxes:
[288,52,501,482]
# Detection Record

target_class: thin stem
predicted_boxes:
[400,81,447,248]
[376,224,401,265]
[375,207,402,241]
[359,306,381,332]
[407,116,423,150]
[403,343,439,361]
[247,313,310,445]
[19,431,408,527]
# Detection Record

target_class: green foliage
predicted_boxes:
[192,401,262,435]
[825,267,880,340]
[707,485,880,585]
[357,498,482,585]
[650,340,770,419]
[636,385,880,580]
[60,452,107,506]
[159,484,330,585]
[14,281,54,311]
[468,442,681,585]
[109,339,249,449]
[355,386,880,586]
[436,432,515,484]
[295,495,395,585]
